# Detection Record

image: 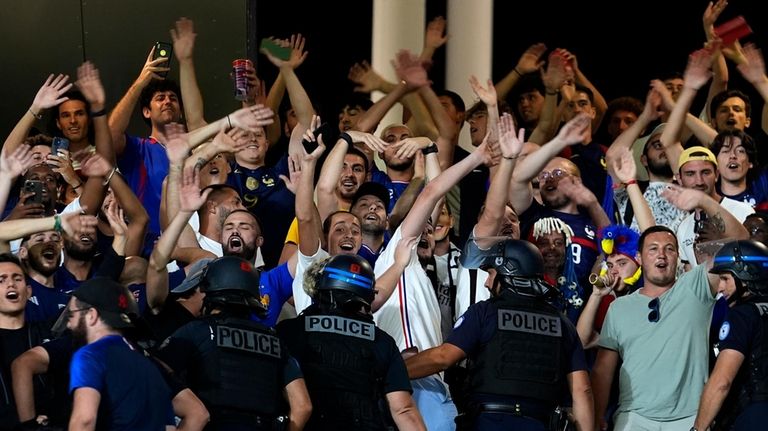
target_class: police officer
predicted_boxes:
[276,254,426,431]
[405,239,594,431]
[693,240,768,431]
[156,256,312,430]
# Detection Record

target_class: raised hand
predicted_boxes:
[104,199,128,238]
[736,43,767,85]
[703,0,728,39]
[75,62,106,108]
[244,62,267,105]
[61,211,98,239]
[171,17,196,62]
[279,154,302,195]
[31,74,72,113]
[392,49,429,90]
[179,165,211,212]
[424,16,448,52]
[5,192,45,220]
[213,127,250,154]
[542,53,570,93]
[163,122,190,165]
[683,47,715,91]
[394,137,432,159]
[469,75,498,107]
[261,34,309,69]
[498,113,524,159]
[554,112,590,146]
[228,105,274,131]
[79,152,113,178]
[0,145,36,179]
[650,79,675,112]
[515,43,547,75]
[348,61,387,93]
[299,119,326,163]
[558,176,597,207]
[641,85,665,120]
[344,130,389,153]
[393,236,418,269]
[661,183,706,211]
[611,147,637,184]
[138,46,170,86]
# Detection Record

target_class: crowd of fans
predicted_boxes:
[1,0,768,429]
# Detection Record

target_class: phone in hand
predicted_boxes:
[23,180,45,205]
[152,41,173,77]
[302,122,333,153]
[260,38,291,61]
[51,137,70,156]
[714,16,752,46]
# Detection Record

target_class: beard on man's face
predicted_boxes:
[70,313,88,349]
[65,238,97,261]
[646,158,673,178]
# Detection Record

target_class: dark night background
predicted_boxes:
[0,0,764,141]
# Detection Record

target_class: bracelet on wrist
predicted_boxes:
[624,179,638,187]
[421,143,438,155]
[226,115,233,129]
[73,182,83,190]
[513,67,522,76]
[29,108,43,120]
[502,155,519,160]
[339,132,354,147]
[53,215,63,233]
[90,109,106,118]
[103,167,118,186]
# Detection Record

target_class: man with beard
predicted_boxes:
[0,253,55,431]
[348,182,390,267]
[66,278,175,430]
[510,114,609,290]
[196,184,245,257]
[673,147,753,267]
[221,209,295,327]
[605,88,686,233]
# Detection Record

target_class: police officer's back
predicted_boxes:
[406,239,594,431]
[157,256,311,430]
[277,255,426,431]
[694,240,768,430]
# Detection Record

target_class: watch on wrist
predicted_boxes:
[421,142,438,155]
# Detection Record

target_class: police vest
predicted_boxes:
[738,298,768,407]
[197,316,286,418]
[300,312,386,431]
[468,290,566,403]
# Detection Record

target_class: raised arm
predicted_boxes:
[495,43,546,101]
[605,86,662,175]
[108,47,169,156]
[562,49,607,129]
[528,52,570,145]
[702,0,730,122]
[81,153,149,257]
[419,16,448,66]
[475,113,523,238]
[0,212,97,249]
[661,48,715,172]
[147,165,210,313]
[2,74,72,156]
[508,113,592,214]
[612,148,655,231]
[0,145,35,215]
[171,17,206,131]
[294,124,326,257]
[736,43,768,134]
[371,236,418,311]
[261,34,314,130]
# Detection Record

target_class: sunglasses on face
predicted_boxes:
[537,168,569,183]
[648,297,660,323]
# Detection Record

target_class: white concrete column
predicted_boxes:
[446,0,493,151]
[371,0,426,136]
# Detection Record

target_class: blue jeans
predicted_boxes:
[412,375,458,431]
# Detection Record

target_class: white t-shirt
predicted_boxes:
[373,226,442,353]
[677,197,753,266]
[292,246,329,314]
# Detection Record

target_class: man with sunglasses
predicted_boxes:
[592,204,748,430]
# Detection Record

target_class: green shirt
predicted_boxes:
[599,264,715,420]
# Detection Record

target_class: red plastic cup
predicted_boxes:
[233,59,250,101]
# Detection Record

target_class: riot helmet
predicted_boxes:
[484,239,555,299]
[711,240,768,297]
[316,254,376,311]
[200,256,265,314]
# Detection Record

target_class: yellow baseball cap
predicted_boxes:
[678,146,718,171]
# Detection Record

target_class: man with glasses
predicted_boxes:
[510,113,610,290]
[591,199,748,431]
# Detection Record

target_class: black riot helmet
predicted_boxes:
[201,256,265,314]
[317,254,376,310]
[485,239,556,299]
[710,240,768,297]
